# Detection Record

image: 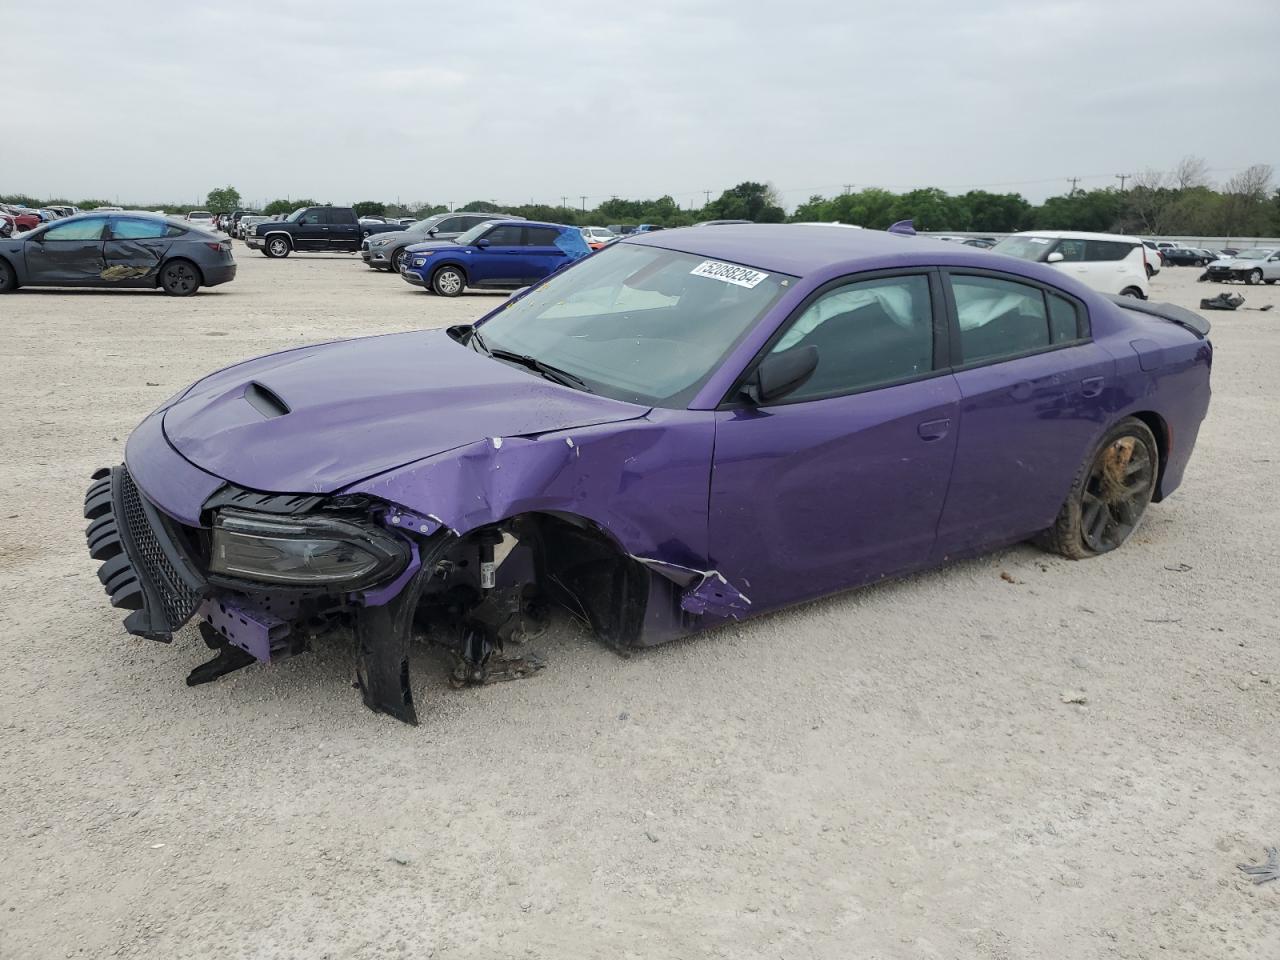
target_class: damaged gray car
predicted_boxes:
[0,212,236,296]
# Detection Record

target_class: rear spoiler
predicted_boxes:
[1105,295,1211,339]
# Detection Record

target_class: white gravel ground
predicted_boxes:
[0,248,1277,959]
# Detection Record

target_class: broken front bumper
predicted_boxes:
[84,466,206,641]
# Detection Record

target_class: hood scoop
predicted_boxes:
[162,330,649,494]
[244,382,290,419]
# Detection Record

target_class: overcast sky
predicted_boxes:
[6,0,1279,209]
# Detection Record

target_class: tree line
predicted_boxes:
[5,158,1277,237]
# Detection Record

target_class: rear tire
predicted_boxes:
[264,236,291,259]
[1119,286,1144,299]
[0,258,16,293]
[432,265,465,297]
[1039,417,1158,560]
[160,259,201,296]
[1247,269,1263,285]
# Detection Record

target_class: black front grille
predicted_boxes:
[118,469,203,627]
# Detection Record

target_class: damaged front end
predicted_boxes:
[85,463,748,725]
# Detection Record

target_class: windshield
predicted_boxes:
[286,208,307,222]
[454,222,500,245]
[1233,249,1271,260]
[991,235,1054,261]
[474,243,790,407]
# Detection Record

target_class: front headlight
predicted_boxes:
[371,237,393,247]
[210,509,409,589]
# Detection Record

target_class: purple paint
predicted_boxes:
[96,224,1212,709]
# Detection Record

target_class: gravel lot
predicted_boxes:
[1,247,1277,959]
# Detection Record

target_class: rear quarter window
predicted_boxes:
[1085,240,1136,261]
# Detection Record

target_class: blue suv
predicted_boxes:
[400,220,590,296]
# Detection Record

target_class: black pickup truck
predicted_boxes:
[244,206,403,258]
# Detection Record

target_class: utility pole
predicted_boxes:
[843,184,853,195]
[1066,177,1080,196]
[1115,173,1130,191]
[448,200,453,211]
[561,195,568,209]
[703,190,712,205]
[580,195,587,211]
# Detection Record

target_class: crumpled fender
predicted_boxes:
[346,408,717,570]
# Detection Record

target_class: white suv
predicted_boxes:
[991,230,1150,299]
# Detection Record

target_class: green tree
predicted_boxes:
[262,198,316,216]
[206,185,242,213]
[460,200,501,213]
[961,191,1031,233]
[702,181,785,223]
[1028,189,1125,232]
[353,200,387,218]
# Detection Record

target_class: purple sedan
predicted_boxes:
[84,225,1212,723]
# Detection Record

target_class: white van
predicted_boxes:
[991,230,1150,299]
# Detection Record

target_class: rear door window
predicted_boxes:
[109,218,168,240]
[950,274,1050,363]
[1084,239,1134,261]
[524,226,561,246]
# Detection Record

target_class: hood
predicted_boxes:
[403,239,461,254]
[161,329,650,494]
[368,229,423,246]
[1208,257,1236,267]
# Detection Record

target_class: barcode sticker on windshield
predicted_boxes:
[690,260,769,289]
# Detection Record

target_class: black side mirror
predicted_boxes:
[427,227,438,236]
[746,346,818,404]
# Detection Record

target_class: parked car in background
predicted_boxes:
[580,226,616,249]
[0,213,13,238]
[992,231,1150,298]
[246,206,367,258]
[0,204,41,233]
[1163,247,1215,267]
[81,224,1212,723]
[358,218,406,240]
[606,224,637,236]
[1205,248,1280,284]
[961,237,996,249]
[47,205,80,218]
[235,215,268,239]
[361,211,524,272]
[633,224,665,233]
[0,212,236,295]
[186,210,214,227]
[1140,241,1167,270]
[400,220,590,296]
[91,206,123,212]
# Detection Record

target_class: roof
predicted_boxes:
[1006,229,1142,243]
[622,223,966,276]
